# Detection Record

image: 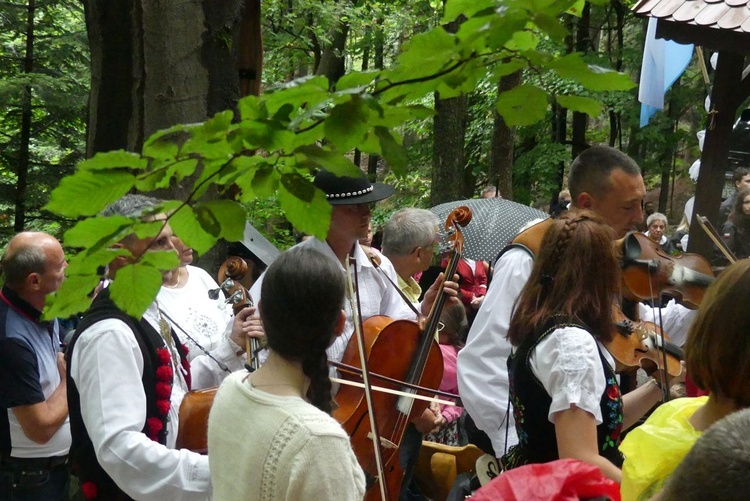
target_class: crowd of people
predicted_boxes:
[2,145,750,501]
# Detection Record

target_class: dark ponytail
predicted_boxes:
[260,246,345,414]
[301,337,335,414]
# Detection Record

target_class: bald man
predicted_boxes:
[0,232,69,501]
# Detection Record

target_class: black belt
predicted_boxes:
[0,454,68,471]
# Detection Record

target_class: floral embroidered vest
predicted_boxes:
[501,318,624,470]
[66,290,190,500]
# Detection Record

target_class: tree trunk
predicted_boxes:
[14,0,35,233]
[366,17,384,180]
[609,0,626,148]
[85,0,244,157]
[315,0,352,87]
[550,101,567,208]
[488,71,522,201]
[571,3,591,158]
[238,0,263,97]
[430,92,468,205]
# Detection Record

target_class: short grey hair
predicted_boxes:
[646,212,668,228]
[101,194,161,218]
[1,236,47,288]
[381,208,439,257]
[660,408,750,500]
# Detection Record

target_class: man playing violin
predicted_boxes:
[458,145,696,459]
[65,195,258,500]
[250,170,460,500]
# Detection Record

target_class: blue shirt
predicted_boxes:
[0,285,70,458]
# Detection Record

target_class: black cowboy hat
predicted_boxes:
[314,169,395,205]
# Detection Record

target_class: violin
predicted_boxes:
[620,232,714,309]
[333,206,471,501]
[607,305,683,377]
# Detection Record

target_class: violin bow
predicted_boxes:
[696,214,737,264]
[346,255,390,501]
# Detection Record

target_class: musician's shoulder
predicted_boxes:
[512,217,552,255]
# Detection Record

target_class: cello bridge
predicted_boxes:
[367,432,398,449]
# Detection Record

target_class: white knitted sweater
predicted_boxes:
[207,371,365,500]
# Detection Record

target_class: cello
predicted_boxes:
[333,206,471,500]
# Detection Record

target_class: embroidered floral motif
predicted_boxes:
[509,378,528,445]
[601,375,623,451]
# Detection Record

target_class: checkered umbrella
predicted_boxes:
[429,198,548,262]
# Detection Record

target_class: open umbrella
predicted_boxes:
[429,198,547,262]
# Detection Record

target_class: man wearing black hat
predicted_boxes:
[249,169,458,500]
[250,169,455,365]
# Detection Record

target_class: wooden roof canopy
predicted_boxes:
[632,0,750,260]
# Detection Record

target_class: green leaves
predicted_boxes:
[108,263,164,318]
[496,85,549,126]
[325,96,369,152]
[295,145,361,178]
[168,201,246,255]
[278,173,331,239]
[549,54,636,91]
[45,169,135,217]
[556,95,602,117]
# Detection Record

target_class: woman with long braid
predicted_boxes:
[207,247,365,500]
[501,212,669,483]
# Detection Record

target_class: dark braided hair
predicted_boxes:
[260,246,345,414]
[507,211,620,346]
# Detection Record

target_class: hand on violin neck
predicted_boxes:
[230,306,264,352]
[420,272,460,317]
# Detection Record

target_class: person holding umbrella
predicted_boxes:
[457,145,697,459]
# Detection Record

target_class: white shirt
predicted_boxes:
[157,265,233,361]
[250,238,416,364]
[69,301,241,500]
[457,246,698,456]
[457,246,531,455]
[530,327,615,424]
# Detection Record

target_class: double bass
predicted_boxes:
[176,257,257,453]
[333,207,471,500]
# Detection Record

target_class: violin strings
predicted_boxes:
[646,273,669,402]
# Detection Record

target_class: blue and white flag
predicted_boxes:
[638,18,694,127]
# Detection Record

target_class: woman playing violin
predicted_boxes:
[502,212,669,483]
[620,258,750,500]
[208,247,365,500]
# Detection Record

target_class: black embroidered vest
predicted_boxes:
[501,318,624,470]
[66,290,189,500]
